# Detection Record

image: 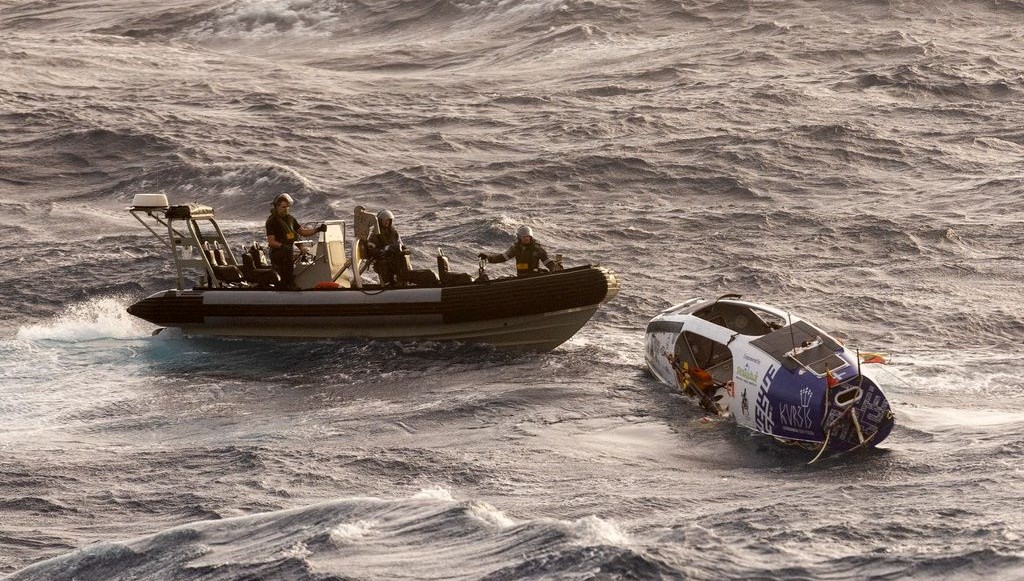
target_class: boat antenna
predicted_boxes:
[856,348,864,388]
[787,311,797,352]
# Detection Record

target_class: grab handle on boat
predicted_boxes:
[834,386,862,407]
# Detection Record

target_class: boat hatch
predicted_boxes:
[749,320,848,374]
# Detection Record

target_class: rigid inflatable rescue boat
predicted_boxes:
[126,194,618,350]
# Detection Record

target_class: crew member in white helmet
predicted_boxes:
[367,209,406,286]
[479,225,561,278]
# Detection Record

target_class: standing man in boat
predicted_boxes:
[266,193,324,290]
[367,209,407,286]
[478,225,562,278]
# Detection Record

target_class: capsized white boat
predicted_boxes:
[126,194,618,350]
[645,294,894,461]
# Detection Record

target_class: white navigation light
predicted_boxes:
[131,193,169,209]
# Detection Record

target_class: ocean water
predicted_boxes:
[2,0,1023,578]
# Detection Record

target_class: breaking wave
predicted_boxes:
[8,490,668,581]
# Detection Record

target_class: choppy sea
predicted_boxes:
[2,1,1023,579]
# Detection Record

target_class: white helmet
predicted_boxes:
[517,225,533,240]
[377,209,394,222]
[273,193,294,206]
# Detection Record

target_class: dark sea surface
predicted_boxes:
[1,1,1023,579]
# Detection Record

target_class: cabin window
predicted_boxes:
[675,331,733,383]
[693,303,778,336]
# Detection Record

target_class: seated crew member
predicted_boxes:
[265,193,325,290]
[666,353,719,414]
[478,225,561,278]
[367,209,407,286]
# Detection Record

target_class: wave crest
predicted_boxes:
[9,492,671,580]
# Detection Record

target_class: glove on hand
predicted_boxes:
[316,223,327,233]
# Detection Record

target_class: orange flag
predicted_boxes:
[826,368,840,389]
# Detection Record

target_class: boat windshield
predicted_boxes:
[693,302,784,336]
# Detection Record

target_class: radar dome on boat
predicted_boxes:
[130,193,169,209]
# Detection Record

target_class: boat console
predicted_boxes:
[129,193,348,291]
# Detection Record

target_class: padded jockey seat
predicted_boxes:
[201,240,244,285]
[441,271,473,286]
[212,264,244,284]
[405,268,440,287]
[242,253,280,287]
[436,250,472,286]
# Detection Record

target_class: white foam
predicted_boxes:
[190,0,341,39]
[412,486,455,501]
[329,520,377,544]
[899,406,1024,431]
[569,515,631,546]
[467,501,516,529]
[280,541,312,559]
[881,349,1024,399]
[15,296,153,342]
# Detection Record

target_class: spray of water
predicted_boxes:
[15,295,154,342]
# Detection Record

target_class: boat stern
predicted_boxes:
[821,372,896,453]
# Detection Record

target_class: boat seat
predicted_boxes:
[405,268,440,287]
[242,253,280,287]
[436,250,471,286]
[441,271,473,286]
[212,264,244,284]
